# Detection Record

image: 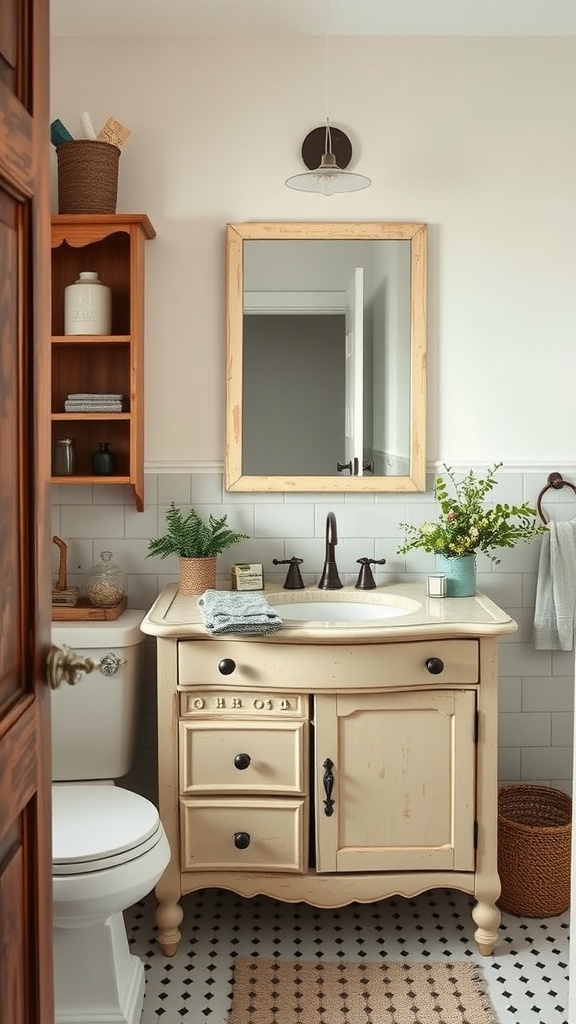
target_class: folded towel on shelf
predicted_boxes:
[65,392,124,413]
[66,393,124,401]
[64,401,123,412]
[533,519,576,650]
[198,589,283,636]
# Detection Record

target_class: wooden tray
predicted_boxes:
[51,596,127,621]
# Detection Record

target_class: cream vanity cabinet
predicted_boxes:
[141,585,516,960]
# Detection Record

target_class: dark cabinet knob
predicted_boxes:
[233,831,251,850]
[426,657,445,675]
[234,752,251,770]
[218,658,236,675]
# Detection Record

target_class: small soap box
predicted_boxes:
[231,563,264,591]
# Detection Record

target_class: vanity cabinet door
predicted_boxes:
[314,689,476,873]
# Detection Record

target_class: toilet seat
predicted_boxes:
[53,784,163,874]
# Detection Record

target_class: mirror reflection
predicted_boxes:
[226,223,427,493]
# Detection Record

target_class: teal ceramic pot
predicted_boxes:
[435,553,477,597]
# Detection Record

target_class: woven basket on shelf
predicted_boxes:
[498,784,571,917]
[56,140,120,214]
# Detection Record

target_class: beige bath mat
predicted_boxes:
[229,956,498,1024]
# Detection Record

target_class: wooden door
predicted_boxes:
[0,0,53,1021]
[315,689,477,873]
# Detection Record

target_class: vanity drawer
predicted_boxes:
[179,720,308,795]
[177,639,479,690]
[180,797,307,872]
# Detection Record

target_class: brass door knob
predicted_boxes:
[46,644,100,690]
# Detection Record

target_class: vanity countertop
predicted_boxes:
[140,583,517,643]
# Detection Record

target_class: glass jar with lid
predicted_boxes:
[86,550,127,607]
[54,438,76,476]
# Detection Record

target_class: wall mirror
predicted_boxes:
[225,222,427,492]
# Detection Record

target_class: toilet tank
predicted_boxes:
[51,611,147,781]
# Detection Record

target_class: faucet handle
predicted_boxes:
[355,557,387,590]
[272,557,305,590]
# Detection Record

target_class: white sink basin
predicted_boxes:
[270,594,421,624]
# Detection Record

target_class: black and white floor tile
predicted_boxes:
[126,889,570,1023]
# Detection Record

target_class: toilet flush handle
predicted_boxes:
[47,644,101,690]
[99,652,127,676]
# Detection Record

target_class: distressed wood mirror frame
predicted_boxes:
[225,222,427,493]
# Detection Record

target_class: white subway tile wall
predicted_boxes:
[51,469,576,802]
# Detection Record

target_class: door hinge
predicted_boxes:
[474,820,478,849]
[474,709,479,743]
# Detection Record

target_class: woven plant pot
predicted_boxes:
[498,784,571,917]
[56,140,120,214]
[178,556,217,596]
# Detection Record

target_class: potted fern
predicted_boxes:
[147,502,248,595]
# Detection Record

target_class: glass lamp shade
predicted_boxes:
[285,152,371,196]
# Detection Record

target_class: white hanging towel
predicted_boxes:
[533,519,576,650]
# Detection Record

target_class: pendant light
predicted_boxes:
[285,0,371,195]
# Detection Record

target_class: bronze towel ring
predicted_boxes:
[536,472,576,524]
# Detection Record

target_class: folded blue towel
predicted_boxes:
[198,589,283,636]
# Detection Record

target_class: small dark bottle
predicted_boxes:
[91,441,116,475]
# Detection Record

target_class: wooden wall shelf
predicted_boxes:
[50,214,155,511]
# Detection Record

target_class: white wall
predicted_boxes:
[50,35,576,469]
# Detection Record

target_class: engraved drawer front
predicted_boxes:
[179,720,308,794]
[180,797,307,872]
[177,639,479,690]
[179,690,308,719]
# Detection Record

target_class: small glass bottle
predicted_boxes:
[54,438,76,476]
[86,550,127,607]
[91,441,116,475]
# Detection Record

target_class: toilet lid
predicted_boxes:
[52,785,163,874]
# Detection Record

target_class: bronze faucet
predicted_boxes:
[318,512,343,590]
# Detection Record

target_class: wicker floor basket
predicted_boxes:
[498,784,571,917]
[56,140,120,214]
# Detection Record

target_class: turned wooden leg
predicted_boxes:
[155,893,184,957]
[472,885,501,956]
[154,859,184,956]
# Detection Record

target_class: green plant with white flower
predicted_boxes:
[398,462,544,565]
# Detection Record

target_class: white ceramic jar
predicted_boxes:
[64,270,111,335]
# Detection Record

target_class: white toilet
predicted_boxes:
[51,611,170,1024]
